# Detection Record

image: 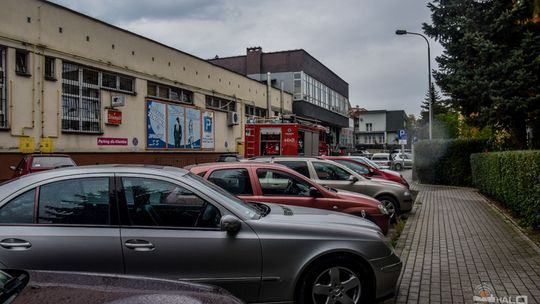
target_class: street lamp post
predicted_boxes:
[395,29,433,140]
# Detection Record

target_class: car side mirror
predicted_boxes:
[220,215,241,234]
[9,166,16,171]
[309,187,322,197]
[348,175,359,183]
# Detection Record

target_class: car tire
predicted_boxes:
[377,195,399,219]
[394,163,402,171]
[297,257,373,304]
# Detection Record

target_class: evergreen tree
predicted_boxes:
[423,0,540,148]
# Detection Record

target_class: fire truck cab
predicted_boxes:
[244,122,328,158]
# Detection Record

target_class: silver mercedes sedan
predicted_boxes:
[0,165,401,304]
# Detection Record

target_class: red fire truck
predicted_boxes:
[244,122,329,158]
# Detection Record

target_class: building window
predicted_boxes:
[0,47,7,128]
[147,82,192,103]
[245,105,267,118]
[44,56,56,80]
[15,50,29,75]
[101,71,134,93]
[205,95,236,112]
[366,123,373,132]
[61,62,101,133]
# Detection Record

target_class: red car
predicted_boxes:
[320,156,410,188]
[187,162,390,234]
[10,154,76,178]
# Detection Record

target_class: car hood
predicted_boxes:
[258,203,381,232]
[332,189,381,207]
[367,178,407,190]
[382,169,400,177]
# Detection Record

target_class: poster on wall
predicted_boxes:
[146,100,167,149]
[202,111,215,149]
[185,107,201,149]
[167,104,185,148]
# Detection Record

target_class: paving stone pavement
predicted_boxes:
[384,170,540,304]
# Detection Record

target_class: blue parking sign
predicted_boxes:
[398,129,407,140]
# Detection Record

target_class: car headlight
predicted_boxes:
[378,203,389,215]
[403,191,411,196]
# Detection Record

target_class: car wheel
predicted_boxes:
[377,195,399,219]
[394,163,402,171]
[297,257,372,304]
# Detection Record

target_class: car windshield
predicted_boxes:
[334,159,370,175]
[351,157,381,169]
[184,173,261,220]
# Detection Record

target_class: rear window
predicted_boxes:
[372,155,389,161]
[275,161,310,178]
[31,157,75,169]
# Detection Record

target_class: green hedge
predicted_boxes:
[414,139,488,186]
[471,151,540,229]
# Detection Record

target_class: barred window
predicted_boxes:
[245,105,267,117]
[147,82,192,103]
[205,95,235,112]
[61,62,101,133]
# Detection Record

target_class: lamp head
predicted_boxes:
[395,30,407,35]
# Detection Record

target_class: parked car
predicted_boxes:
[9,154,76,178]
[217,153,244,162]
[370,153,393,169]
[0,165,401,303]
[392,153,413,170]
[320,156,409,188]
[252,157,413,217]
[187,162,390,234]
[3,269,242,304]
[350,150,372,158]
[349,156,410,186]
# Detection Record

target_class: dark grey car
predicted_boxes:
[2,269,242,304]
[0,165,401,304]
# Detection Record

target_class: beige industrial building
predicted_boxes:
[0,0,292,180]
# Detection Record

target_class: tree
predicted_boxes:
[416,86,460,140]
[423,0,540,149]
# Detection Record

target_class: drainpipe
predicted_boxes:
[266,72,271,118]
[280,80,284,119]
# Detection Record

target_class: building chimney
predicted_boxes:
[246,47,262,78]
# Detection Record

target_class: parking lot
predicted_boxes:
[387,170,540,303]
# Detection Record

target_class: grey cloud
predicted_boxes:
[48,0,443,116]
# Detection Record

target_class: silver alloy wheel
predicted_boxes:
[394,163,402,171]
[380,199,396,218]
[312,266,361,304]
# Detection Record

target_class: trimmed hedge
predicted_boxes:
[414,139,488,186]
[471,151,540,230]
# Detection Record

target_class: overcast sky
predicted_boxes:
[49,0,444,117]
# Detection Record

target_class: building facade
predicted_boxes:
[353,110,407,149]
[209,47,350,151]
[0,0,292,180]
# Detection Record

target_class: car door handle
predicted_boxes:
[0,238,32,250]
[124,239,155,251]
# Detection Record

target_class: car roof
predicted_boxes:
[0,165,189,199]
[188,161,289,171]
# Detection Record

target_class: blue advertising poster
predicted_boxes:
[202,111,215,149]
[167,105,185,149]
[146,100,166,149]
[185,107,201,149]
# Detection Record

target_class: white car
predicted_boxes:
[370,153,393,169]
[392,153,413,170]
